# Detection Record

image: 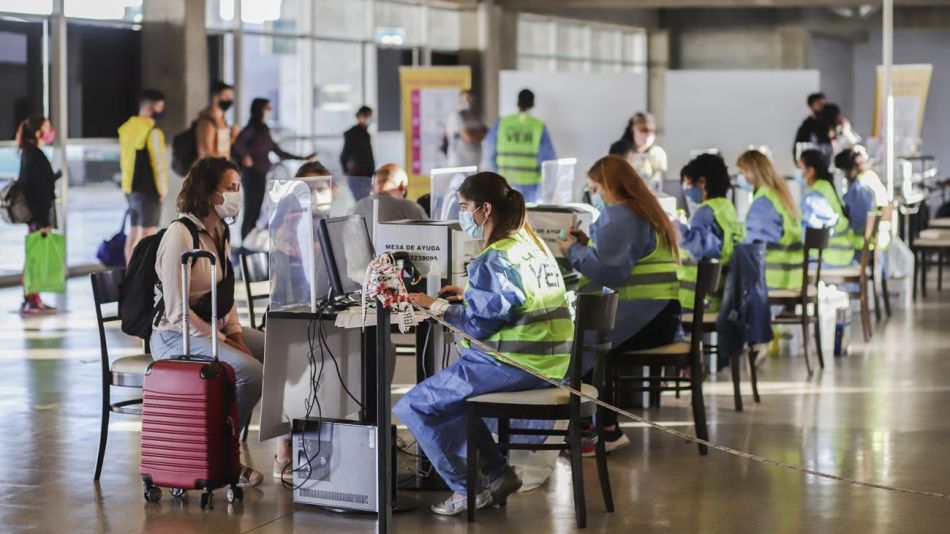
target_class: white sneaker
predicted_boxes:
[273,457,292,480]
[430,490,492,516]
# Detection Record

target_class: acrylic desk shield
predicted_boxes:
[267,176,334,313]
[430,166,476,221]
[540,158,578,205]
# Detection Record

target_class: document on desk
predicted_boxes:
[334,308,427,329]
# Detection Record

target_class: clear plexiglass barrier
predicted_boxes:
[430,166,477,221]
[267,176,334,313]
[540,158,578,205]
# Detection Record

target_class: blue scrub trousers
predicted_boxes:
[394,349,551,495]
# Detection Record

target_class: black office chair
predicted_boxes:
[607,259,722,455]
[465,290,619,528]
[240,251,270,331]
[768,227,830,374]
[91,270,154,481]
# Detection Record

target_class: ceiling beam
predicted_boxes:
[499,0,950,9]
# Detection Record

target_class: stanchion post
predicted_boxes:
[376,305,392,534]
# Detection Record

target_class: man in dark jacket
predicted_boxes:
[340,106,376,201]
[793,92,826,157]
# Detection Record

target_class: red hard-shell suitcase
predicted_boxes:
[140,249,242,508]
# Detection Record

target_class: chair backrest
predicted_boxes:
[90,269,126,378]
[858,211,880,272]
[688,260,722,355]
[240,251,270,329]
[801,226,831,291]
[241,251,270,288]
[567,290,619,399]
[91,269,125,322]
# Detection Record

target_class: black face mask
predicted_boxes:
[218,100,233,112]
[152,110,165,121]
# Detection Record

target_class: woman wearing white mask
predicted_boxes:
[401,172,573,516]
[608,112,668,191]
[150,156,265,487]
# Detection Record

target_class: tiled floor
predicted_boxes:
[1,276,949,533]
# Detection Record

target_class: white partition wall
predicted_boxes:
[664,70,820,178]
[499,70,648,197]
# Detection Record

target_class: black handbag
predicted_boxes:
[0,180,32,224]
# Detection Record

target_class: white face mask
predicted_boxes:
[263,109,272,122]
[214,191,242,220]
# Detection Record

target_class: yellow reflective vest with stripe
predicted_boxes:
[580,231,679,303]
[754,186,804,290]
[678,197,745,312]
[496,113,544,186]
[807,180,856,266]
[459,228,574,380]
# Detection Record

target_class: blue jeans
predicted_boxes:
[393,349,550,495]
[150,327,265,428]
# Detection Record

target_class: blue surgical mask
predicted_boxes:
[459,206,484,240]
[792,169,806,186]
[736,173,754,192]
[684,187,703,204]
[590,193,607,212]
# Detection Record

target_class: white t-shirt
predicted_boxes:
[858,169,888,207]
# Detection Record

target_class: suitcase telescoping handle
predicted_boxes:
[180,249,218,360]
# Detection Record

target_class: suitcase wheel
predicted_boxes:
[170,488,186,499]
[144,486,162,503]
[200,491,214,510]
[227,485,243,504]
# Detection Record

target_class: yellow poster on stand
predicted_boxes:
[872,64,932,141]
[399,67,471,197]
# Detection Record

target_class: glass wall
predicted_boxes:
[517,14,648,73]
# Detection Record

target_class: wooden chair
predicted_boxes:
[240,251,270,331]
[821,212,880,342]
[91,270,153,481]
[607,259,723,455]
[768,227,830,375]
[912,219,950,300]
[465,290,619,528]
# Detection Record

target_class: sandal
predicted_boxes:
[238,465,263,488]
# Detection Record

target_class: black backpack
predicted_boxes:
[119,218,199,339]
[171,121,199,176]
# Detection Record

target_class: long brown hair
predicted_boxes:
[177,156,240,218]
[588,155,679,260]
[736,150,800,220]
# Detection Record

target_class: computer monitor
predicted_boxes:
[317,215,376,299]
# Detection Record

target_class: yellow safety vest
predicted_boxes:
[496,114,544,186]
[678,197,745,312]
[460,228,574,380]
[753,186,803,290]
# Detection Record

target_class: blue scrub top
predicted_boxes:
[744,194,785,244]
[443,246,529,364]
[566,203,671,348]
[801,189,840,230]
[843,179,876,235]
[678,204,724,260]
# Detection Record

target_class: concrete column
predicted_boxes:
[647,29,670,139]
[141,0,209,134]
[479,0,518,125]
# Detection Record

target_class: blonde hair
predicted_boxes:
[588,155,679,261]
[736,150,800,220]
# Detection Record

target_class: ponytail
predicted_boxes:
[16,116,47,151]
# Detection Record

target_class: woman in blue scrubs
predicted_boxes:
[736,150,803,290]
[834,148,877,248]
[677,153,745,312]
[799,149,856,266]
[556,155,681,453]
[399,172,573,516]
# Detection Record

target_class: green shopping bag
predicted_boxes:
[23,231,66,294]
